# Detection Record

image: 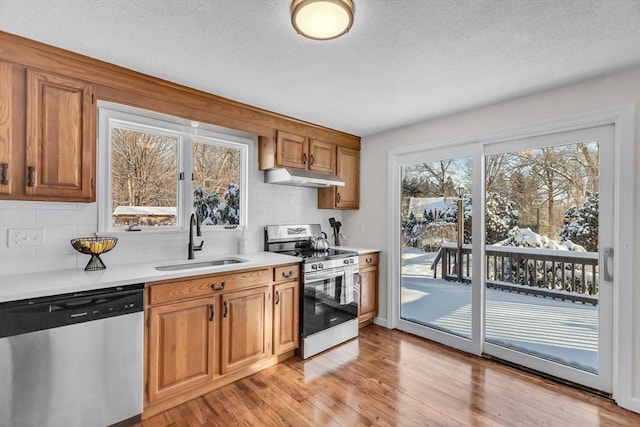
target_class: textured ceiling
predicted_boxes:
[1,0,639,137]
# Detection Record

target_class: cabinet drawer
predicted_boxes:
[273,264,299,282]
[359,252,379,267]
[149,268,270,305]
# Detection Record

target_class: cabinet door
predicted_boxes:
[336,146,359,208]
[318,146,359,209]
[148,297,217,403]
[359,265,378,325]
[273,281,299,355]
[221,286,271,374]
[0,61,20,197]
[25,69,95,201]
[308,139,335,174]
[276,131,308,169]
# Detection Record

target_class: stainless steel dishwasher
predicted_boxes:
[0,283,144,427]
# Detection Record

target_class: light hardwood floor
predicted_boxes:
[136,325,640,426]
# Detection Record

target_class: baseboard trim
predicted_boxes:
[373,316,389,328]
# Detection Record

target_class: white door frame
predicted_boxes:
[387,105,636,408]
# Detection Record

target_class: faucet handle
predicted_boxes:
[194,241,204,251]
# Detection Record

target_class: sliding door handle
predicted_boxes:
[603,247,613,282]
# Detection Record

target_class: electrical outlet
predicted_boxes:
[8,228,45,247]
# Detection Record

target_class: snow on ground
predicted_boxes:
[401,247,438,276]
[400,246,598,373]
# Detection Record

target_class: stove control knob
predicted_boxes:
[317,263,323,270]
[343,259,350,265]
[311,264,318,270]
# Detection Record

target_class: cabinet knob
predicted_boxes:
[282,270,293,278]
[303,153,307,164]
[310,154,314,165]
[366,258,373,264]
[336,193,341,203]
[223,300,228,317]
[209,304,214,322]
[0,163,8,185]
[275,290,280,305]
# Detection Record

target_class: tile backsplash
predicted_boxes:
[0,163,341,276]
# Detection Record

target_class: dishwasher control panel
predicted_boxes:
[0,283,144,338]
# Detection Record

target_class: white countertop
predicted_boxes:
[0,252,301,303]
[332,246,381,255]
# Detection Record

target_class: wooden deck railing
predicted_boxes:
[432,243,599,305]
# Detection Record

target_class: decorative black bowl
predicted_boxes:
[70,237,118,271]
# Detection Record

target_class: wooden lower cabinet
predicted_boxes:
[358,252,379,326]
[147,297,217,403]
[273,280,299,355]
[144,265,300,418]
[221,286,271,375]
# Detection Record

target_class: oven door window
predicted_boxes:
[302,269,358,337]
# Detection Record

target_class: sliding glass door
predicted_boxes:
[482,125,613,392]
[393,125,614,392]
[396,144,482,354]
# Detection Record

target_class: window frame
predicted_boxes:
[97,102,250,234]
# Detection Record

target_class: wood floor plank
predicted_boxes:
[136,325,640,427]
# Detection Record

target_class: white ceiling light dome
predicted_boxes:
[291,0,355,41]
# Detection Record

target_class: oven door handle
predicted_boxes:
[304,270,345,283]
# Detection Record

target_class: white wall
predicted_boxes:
[0,140,341,276]
[343,66,640,410]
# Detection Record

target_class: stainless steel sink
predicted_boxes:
[155,258,247,271]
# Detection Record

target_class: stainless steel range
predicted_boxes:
[265,224,359,359]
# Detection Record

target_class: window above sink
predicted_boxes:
[97,102,252,234]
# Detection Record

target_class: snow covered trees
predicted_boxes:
[193,183,240,226]
[485,192,519,244]
[402,192,519,248]
[559,193,599,252]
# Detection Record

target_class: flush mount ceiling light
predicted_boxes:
[291,0,354,41]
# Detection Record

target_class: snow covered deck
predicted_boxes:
[401,249,598,373]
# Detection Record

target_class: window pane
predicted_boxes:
[484,141,600,373]
[400,157,472,339]
[192,141,241,226]
[111,128,178,228]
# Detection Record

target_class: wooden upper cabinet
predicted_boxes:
[262,131,337,174]
[308,138,335,174]
[25,69,95,201]
[318,146,360,209]
[0,61,19,197]
[276,131,308,169]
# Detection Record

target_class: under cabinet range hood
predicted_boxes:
[264,168,345,188]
